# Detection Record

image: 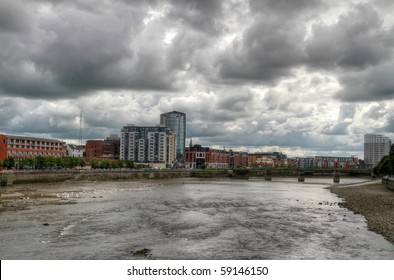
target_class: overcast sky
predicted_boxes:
[1,0,394,158]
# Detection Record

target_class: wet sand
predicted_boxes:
[0,183,77,212]
[329,180,394,245]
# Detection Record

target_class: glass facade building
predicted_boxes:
[160,111,186,163]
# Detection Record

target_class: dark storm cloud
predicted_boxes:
[303,3,394,102]
[305,3,393,70]
[214,0,325,83]
[168,0,224,34]
[33,8,134,91]
[0,0,181,99]
[336,62,394,101]
[249,0,323,17]
[217,16,306,83]
[0,0,32,33]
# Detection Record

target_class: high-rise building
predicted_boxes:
[364,134,392,165]
[160,111,186,163]
[120,125,175,167]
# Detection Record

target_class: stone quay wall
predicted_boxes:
[1,170,191,186]
[382,177,394,192]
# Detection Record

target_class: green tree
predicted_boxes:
[125,160,134,169]
[100,160,110,169]
[19,157,34,169]
[35,155,46,169]
[3,157,15,169]
[91,158,100,169]
[76,157,86,168]
[374,144,394,176]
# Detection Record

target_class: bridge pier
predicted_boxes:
[298,171,305,182]
[264,170,272,181]
[333,172,340,183]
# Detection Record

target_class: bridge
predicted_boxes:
[248,167,373,177]
[0,167,373,187]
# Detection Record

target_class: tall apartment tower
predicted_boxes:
[364,134,392,165]
[160,111,186,163]
[120,125,176,167]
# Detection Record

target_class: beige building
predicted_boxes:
[364,134,391,165]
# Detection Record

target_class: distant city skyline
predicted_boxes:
[1,1,394,158]
[1,110,394,160]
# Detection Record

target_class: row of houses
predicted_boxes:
[0,132,360,169]
[184,144,359,169]
[0,133,119,161]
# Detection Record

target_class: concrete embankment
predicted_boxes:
[382,177,394,192]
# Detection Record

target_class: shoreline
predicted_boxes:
[0,182,78,212]
[329,180,394,245]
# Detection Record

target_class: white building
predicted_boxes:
[364,134,392,165]
[120,125,176,168]
[66,144,85,157]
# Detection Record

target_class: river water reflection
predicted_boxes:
[0,177,393,259]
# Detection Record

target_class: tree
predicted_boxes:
[124,160,134,168]
[100,160,110,169]
[91,158,100,169]
[374,144,394,176]
[3,157,15,169]
[35,155,46,169]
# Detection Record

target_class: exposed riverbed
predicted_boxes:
[0,178,393,259]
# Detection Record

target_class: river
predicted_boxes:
[0,177,393,259]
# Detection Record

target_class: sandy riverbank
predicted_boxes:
[0,183,77,212]
[329,180,394,245]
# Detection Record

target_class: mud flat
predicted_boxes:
[0,183,77,212]
[329,180,394,245]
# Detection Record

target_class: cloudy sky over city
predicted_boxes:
[1,0,394,157]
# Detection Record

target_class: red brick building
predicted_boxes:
[248,152,288,167]
[85,140,104,159]
[185,145,248,169]
[0,134,66,161]
[85,135,120,159]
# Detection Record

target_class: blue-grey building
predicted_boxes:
[160,111,186,163]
